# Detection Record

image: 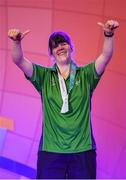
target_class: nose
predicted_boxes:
[57,43,62,48]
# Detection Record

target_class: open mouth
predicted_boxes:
[56,49,66,56]
[58,52,66,56]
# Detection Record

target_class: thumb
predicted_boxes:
[22,30,30,39]
[97,22,104,28]
[97,22,110,32]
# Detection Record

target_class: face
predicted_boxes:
[52,42,72,65]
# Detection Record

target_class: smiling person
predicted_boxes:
[8,20,119,179]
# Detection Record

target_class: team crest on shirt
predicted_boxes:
[51,76,56,86]
[75,78,80,86]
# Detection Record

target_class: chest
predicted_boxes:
[42,71,90,105]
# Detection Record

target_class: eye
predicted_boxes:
[52,44,58,49]
[61,42,67,46]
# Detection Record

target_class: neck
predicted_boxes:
[57,60,71,79]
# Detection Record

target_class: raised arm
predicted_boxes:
[8,29,33,78]
[95,20,119,75]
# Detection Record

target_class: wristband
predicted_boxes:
[104,31,114,37]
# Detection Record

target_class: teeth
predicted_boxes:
[57,52,65,55]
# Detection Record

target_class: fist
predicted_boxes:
[98,20,119,33]
[8,29,30,41]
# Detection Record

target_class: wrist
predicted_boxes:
[13,40,21,45]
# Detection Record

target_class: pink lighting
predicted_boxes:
[0,0,126,179]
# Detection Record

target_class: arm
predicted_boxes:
[95,20,119,75]
[8,29,33,78]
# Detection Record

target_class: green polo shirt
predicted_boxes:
[25,61,102,153]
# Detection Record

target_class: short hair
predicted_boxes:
[48,31,73,55]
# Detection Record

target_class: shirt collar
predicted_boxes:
[50,62,79,72]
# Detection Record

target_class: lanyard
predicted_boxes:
[58,61,76,113]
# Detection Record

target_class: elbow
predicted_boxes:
[102,50,113,63]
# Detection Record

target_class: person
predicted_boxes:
[8,20,119,179]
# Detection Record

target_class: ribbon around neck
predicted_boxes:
[58,61,76,113]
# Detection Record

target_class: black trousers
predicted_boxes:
[37,150,96,179]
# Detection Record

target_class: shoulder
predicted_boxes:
[77,61,95,72]
[33,63,55,72]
